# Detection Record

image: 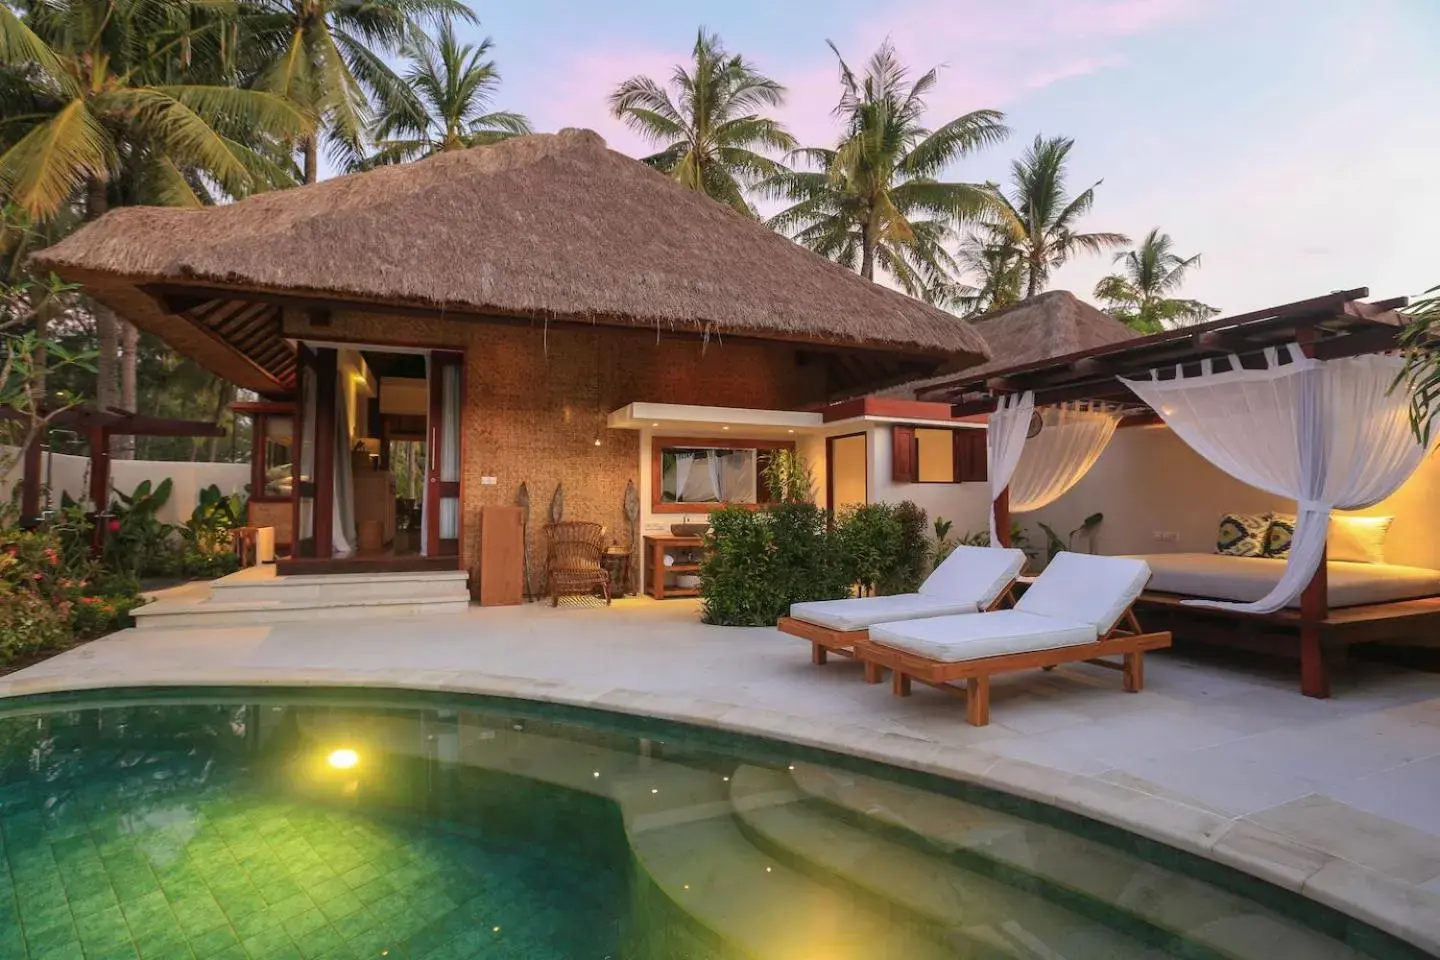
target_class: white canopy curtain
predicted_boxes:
[1009,403,1122,513]
[1122,345,1435,613]
[439,362,461,542]
[986,391,1035,543]
[706,451,724,501]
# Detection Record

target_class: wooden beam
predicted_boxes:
[142,289,289,396]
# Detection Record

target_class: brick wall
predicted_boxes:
[286,310,828,585]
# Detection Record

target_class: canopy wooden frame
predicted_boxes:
[920,288,1423,701]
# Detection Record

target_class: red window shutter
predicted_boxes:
[891,425,917,483]
[954,429,988,483]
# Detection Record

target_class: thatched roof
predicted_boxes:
[895,291,1139,398]
[34,129,990,394]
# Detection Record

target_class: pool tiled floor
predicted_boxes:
[0,780,587,960]
[2,597,1438,954]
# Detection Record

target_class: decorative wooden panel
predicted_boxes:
[891,425,917,483]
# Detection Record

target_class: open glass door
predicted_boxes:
[425,351,464,557]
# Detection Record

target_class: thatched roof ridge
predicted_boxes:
[889,290,1139,398]
[34,128,989,363]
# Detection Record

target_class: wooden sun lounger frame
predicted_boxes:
[777,582,1019,680]
[851,607,1172,727]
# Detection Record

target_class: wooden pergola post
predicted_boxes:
[88,426,111,554]
[993,487,1011,548]
[19,429,43,529]
[1299,547,1330,698]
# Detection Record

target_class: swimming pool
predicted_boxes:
[0,687,1422,960]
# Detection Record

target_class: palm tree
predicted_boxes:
[0,0,309,220]
[0,0,310,422]
[1093,228,1218,333]
[610,29,794,218]
[362,22,530,167]
[242,0,474,182]
[991,135,1128,298]
[766,40,1008,294]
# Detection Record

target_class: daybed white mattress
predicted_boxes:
[790,594,979,632]
[1130,553,1440,608]
[869,610,1096,662]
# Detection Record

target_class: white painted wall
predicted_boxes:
[1022,425,1440,569]
[866,423,990,536]
[1,448,250,526]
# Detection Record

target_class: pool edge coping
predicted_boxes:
[0,665,1436,956]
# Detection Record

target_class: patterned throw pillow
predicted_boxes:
[1264,514,1295,559]
[1217,513,1272,557]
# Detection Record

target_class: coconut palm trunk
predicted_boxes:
[85,179,121,427]
[303,135,319,184]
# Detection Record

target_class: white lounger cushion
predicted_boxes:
[918,546,1027,608]
[788,545,1024,632]
[870,611,1096,662]
[1014,552,1151,635]
[789,594,980,632]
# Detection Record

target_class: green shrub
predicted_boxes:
[70,594,144,639]
[699,503,846,626]
[102,479,178,578]
[881,501,929,595]
[0,584,70,663]
[835,503,903,596]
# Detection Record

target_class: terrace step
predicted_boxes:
[623,765,956,960]
[210,568,470,603]
[788,763,1366,960]
[730,764,1158,959]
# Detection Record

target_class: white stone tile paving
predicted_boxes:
[1,596,1439,953]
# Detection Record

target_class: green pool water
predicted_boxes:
[0,688,1422,960]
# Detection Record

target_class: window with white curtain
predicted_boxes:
[659,447,761,504]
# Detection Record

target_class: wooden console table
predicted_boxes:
[644,535,704,599]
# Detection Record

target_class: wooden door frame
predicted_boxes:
[425,350,465,557]
[825,431,868,513]
[292,345,316,557]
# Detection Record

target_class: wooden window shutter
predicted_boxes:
[891,425,917,483]
[954,429,988,483]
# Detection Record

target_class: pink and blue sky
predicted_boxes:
[452,0,1437,314]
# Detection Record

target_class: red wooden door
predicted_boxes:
[425,351,465,558]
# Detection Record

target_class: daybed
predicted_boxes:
[778,546,1026,675]
[853,553,1172,726]
[1130,553,1440,608]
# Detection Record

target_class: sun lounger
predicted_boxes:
[778,546,1026,677]
[855,553,1171,726]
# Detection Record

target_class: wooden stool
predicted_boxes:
[357,519,384,555]
[231,526,260,567]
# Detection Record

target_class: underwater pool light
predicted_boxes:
[327,748,360,770]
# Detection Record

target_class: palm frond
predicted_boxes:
[0,98,113,219]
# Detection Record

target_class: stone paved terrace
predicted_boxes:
[2,597,1439,955]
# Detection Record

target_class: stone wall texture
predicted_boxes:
[286,310,829,589]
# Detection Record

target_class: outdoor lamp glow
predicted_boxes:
[327,748,360,770]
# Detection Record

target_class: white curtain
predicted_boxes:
[1010,404,1121,513]
[298,365,316,543]
[332,380,355,556]
[986,391,1035,543]
[1122,345,1433,613]
[706,450,724,501]
[439,362,460,541]
[722,451,757,503]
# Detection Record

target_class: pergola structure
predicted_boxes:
[917,287,1429,699]
[10,406,225,544]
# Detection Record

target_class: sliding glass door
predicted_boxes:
[425,351,464,557]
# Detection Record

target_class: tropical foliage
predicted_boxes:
[362,21,530,168]
[990,135,1128,298]
[244,0,473,181]
[610,29,794,218]
[1396,286,1440,443]
[1094,228,1218,333]
[766,40,1007,297]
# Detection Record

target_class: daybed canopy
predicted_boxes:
[32,129,992,398]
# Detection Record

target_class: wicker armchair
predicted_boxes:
[544,521,612,606]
